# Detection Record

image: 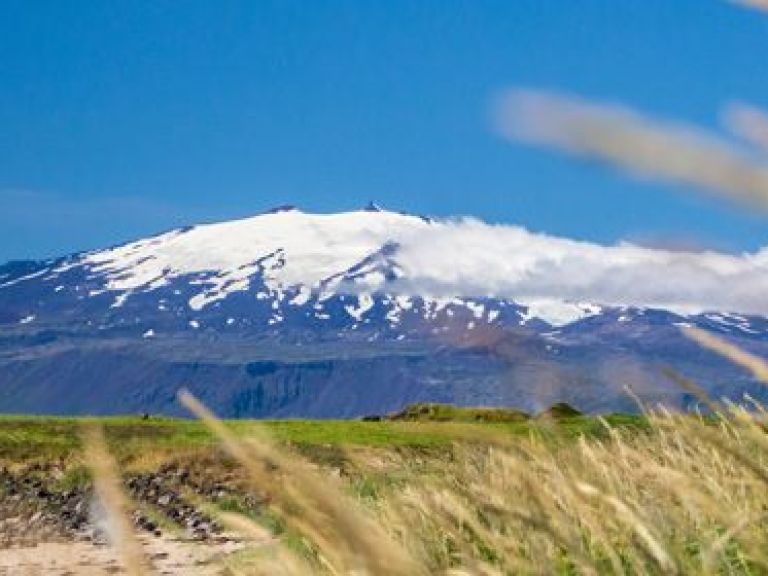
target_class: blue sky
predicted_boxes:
[2,0,767,261]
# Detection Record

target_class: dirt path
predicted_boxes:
[0,534,244,575]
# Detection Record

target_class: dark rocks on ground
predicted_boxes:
[0,459,265,545]
[0,464,90,545]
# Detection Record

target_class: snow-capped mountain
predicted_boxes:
[1,205,767,417]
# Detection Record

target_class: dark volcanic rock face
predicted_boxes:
[1,316,766,417]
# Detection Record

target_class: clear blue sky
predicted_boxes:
[2,0,767,261]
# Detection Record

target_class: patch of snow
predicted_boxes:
[345,292,375,321]
[395,295,413,310]
[422,297,462,320]
[735,324,759,334]
[289,286,312,306]
[110,292,131,309]
[519,300,601,327]
[384,294,414,325]
[465,301,485,319]
[705,312,759,334]
[0,268,50,289]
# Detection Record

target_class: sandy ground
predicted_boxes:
[0,534,244,575]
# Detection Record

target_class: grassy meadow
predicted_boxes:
[1,394,766,575]
[0,409,645,465]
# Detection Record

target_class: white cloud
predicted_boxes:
[388,217,768,316]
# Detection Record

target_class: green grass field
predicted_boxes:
[0,407,647,464]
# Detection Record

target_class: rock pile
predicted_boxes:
[0,465,89,545]
[125,472,221,540]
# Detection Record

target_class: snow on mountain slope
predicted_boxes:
[83,207,431,311]
[64,206,768,325]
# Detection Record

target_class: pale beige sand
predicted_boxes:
[0,534,244,576]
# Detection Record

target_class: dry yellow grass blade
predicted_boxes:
[178,389,423,576]
[494,88,768,211]
[703,512,768,570]
[661,367,724,416]
[575,481,677,574]
[730,0,768,13]
[681,326,768,384]
[81,424,149,576]
[213,512,311,576]
[215,511,273,544]
[722,102,768,154]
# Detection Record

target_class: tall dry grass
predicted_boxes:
[381,408,768,574]
[178,380,768,575]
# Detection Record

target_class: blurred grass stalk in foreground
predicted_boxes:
[178,389,424,576]
[494,88,768,211]
[731,0,768,14]
[81,424,148,576]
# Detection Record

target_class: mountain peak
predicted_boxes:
[263,204,299,215]
[362,201,384,212]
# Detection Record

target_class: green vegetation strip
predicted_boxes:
[0,411,647,463]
